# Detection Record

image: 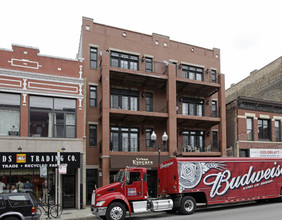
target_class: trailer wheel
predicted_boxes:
[179,196,196,215]
[106,202,126,220]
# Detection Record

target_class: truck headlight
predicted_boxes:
[96,201,106,206]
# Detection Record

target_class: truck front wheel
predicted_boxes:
[179,196,196,215]
[106,202,126,220]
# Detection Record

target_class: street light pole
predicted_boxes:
[151,131,168,197]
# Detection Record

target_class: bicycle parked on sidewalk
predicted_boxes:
[37,199,63,218]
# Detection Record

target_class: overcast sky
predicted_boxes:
[1,0,281,89]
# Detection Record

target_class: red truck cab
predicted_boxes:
[91,167,148,219]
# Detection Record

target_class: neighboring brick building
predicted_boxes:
[226,57,282,157]
[79,17,226,202]
[0,44,85,208]
[226,96,282,157]
[226,56,282,104]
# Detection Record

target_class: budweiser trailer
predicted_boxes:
[91,157,282,220]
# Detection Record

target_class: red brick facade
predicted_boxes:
[79,17,227,188]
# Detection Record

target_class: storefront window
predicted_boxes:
[29,96,76,138]
[0,168,55,202]
[0,93,20,136]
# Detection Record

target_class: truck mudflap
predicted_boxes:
[91,206,107,217]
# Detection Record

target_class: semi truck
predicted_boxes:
[91,157,282,220]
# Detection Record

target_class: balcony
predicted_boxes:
[100,138,168,153]
[177,103,219,118]
[177,140,221,155]
[110,99,168,113]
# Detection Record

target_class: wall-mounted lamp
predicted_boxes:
[106,49,110,53]
[178,64,182,69]
[207,132,210,137]
[206,69,209,74]
[179,97,183,102]
[206,100,210,105]
[142,128,145,134]
[141,56,145,63]
[179,130,183,136]
[61,146,66,152]
[142,92,145,98]
[17,146,22,152]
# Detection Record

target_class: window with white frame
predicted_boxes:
[110,51,139,70]
[0,93,20,136]
[181,65,203,81]
[110,127,139,152]
[29,96,76,138]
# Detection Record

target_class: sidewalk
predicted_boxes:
[41,206,95,220]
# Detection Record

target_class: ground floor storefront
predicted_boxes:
[0,152,82,209]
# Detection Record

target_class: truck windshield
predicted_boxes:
[115,170,125,182]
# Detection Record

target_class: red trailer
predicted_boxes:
[91,157,282,220]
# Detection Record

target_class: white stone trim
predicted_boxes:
[180,61,205,68]
[88,82,99,86]
[169,59,178,63]
[259,114,270,119]
[0,68,84,85]
[88,121,98,125]
[109,48,140,56]
[273,116,282,121]
[144,54,154,58]
[89,44,99,48]
[238,113,257,119]
[0,88,83,99]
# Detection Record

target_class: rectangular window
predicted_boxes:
[0,93,20,136]
[211,69,216,83]
[89,86,97,107]
[145,58,152,72]
[145,92,153,112]
[275,120,281,142]
[110,127,139,152]
[182,98,204,116]
[212,131,218,149]
[182,130,204,152]
[211,101,217,117]
[110,51,139,70]
[182,65,203,81]
[89,125,97,146]
[239,149,250,157]
[90,47,98,68]
[247,118,254,141]
[258,119,271,141]
[110,89,139,111]
[29,96,76,138]
[145,128,153,147]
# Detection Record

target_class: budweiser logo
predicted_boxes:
[204,163,282,198]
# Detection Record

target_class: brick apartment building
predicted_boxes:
[0,44,85,208]
[226,57,282,157]
[79,17,226,202]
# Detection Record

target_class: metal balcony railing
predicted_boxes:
[177,103,219,118]
[177,140,220,153]
[110,99,168,113]
[108,138,168,152]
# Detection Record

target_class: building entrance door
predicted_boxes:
[62,169,76,208]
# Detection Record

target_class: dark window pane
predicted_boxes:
[89,125,97,146]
